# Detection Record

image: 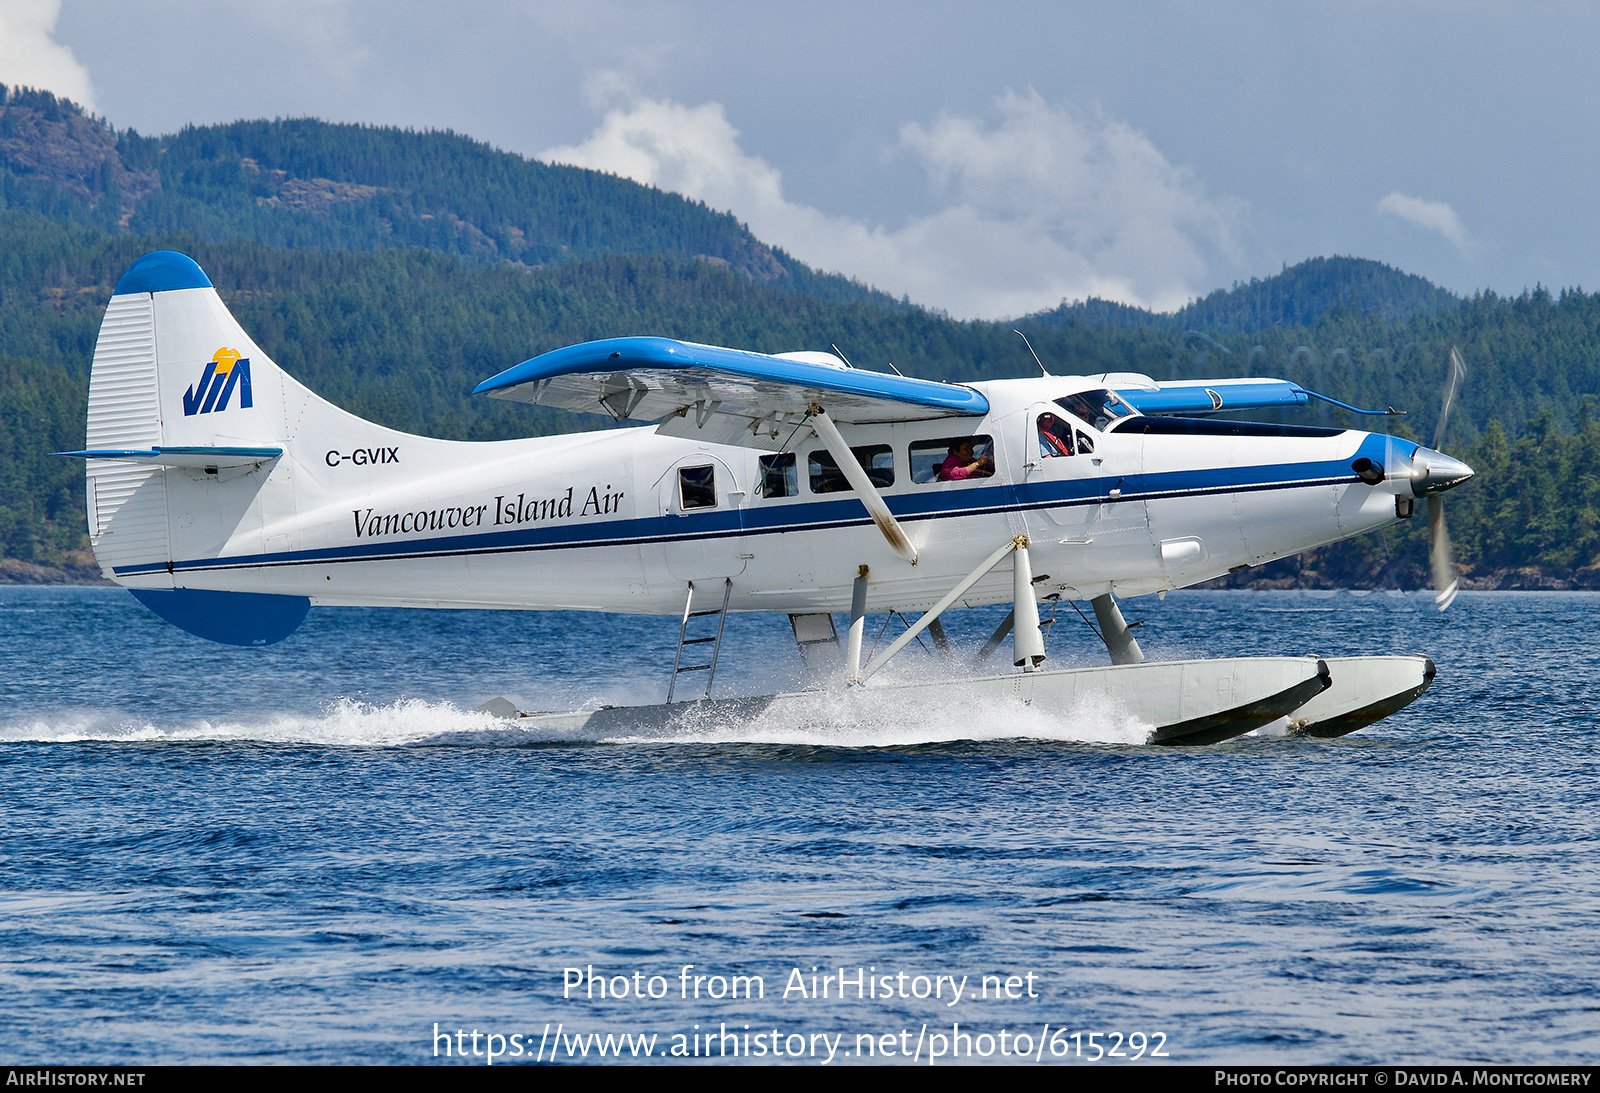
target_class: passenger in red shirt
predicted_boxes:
[938,439,994,481]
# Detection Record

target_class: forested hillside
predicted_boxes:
[1,89,1594,589]
[1028,256,1460,331]
[0,87,903,309]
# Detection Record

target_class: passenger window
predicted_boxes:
[910,435,995,484]
[678,465,717,509]
[808,445,894,493]
[758,453,798,498]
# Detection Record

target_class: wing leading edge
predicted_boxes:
[473,337,989,451]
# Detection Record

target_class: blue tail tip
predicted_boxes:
[129,588,309,646]
[114,251,212,296]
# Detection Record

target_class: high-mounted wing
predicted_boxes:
[473,337,989,450]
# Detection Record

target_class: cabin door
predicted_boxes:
[1024,401,1099,537]
[1024,400,1157,580]
[659,453,749,581]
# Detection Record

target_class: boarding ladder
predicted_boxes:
[788,612,841,676]
[667,578,732,702]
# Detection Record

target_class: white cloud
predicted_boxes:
[1378,191,1474,257]
[545,97,787,216]
[0,0,95,110]
[542,86,1243,319]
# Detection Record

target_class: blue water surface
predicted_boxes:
[0,587,1595,1065]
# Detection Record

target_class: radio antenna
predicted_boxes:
[1014,329,1051,377]
[833,342,901,377]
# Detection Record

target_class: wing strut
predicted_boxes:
[810,408,918,565]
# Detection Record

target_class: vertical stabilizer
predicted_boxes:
[78,251,313,644]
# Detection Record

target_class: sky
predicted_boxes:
[4,0,1596,320]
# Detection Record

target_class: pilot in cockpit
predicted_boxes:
[1038,412,1073,458]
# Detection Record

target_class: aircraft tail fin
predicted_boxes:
[75,251,317,644]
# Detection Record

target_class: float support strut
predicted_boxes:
[974,610,1014,663]
[846,564,869,680]
[1091,591,1144,665]
[1012,538,1046,671]
[857,536,1029,683]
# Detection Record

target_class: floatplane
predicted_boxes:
[62,251,1474,745]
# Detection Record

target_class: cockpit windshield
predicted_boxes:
[1054,389,1135,432]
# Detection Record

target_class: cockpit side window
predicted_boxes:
[1036,414,1073,458]
[1054,389,1134,432]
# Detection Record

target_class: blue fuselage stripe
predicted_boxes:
[113,456,1368,577]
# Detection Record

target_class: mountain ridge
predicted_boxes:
[0,86,911,311]
[3,86,1463,332]
[1019,256,1460,333]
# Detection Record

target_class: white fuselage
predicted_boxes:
[100,375,1411,616]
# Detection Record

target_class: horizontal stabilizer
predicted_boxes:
[473,336,988,450]
[56,446,283,468]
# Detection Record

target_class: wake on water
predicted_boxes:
[8,588,1445,753]
[0,666,1156,749]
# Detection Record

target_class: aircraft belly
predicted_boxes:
[660,535,747,581]
[1336,479,1402,537]
[297,542,657,610]
[738,511,1021,614]
[1236,482,1340,564]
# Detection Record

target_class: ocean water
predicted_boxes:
[0,586,1595,1065]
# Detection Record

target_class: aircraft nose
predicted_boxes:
[1410,447,1475,496]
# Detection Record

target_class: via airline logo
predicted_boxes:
[183,347,253,417]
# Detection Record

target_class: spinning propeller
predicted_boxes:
[1412,347,1472,610]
